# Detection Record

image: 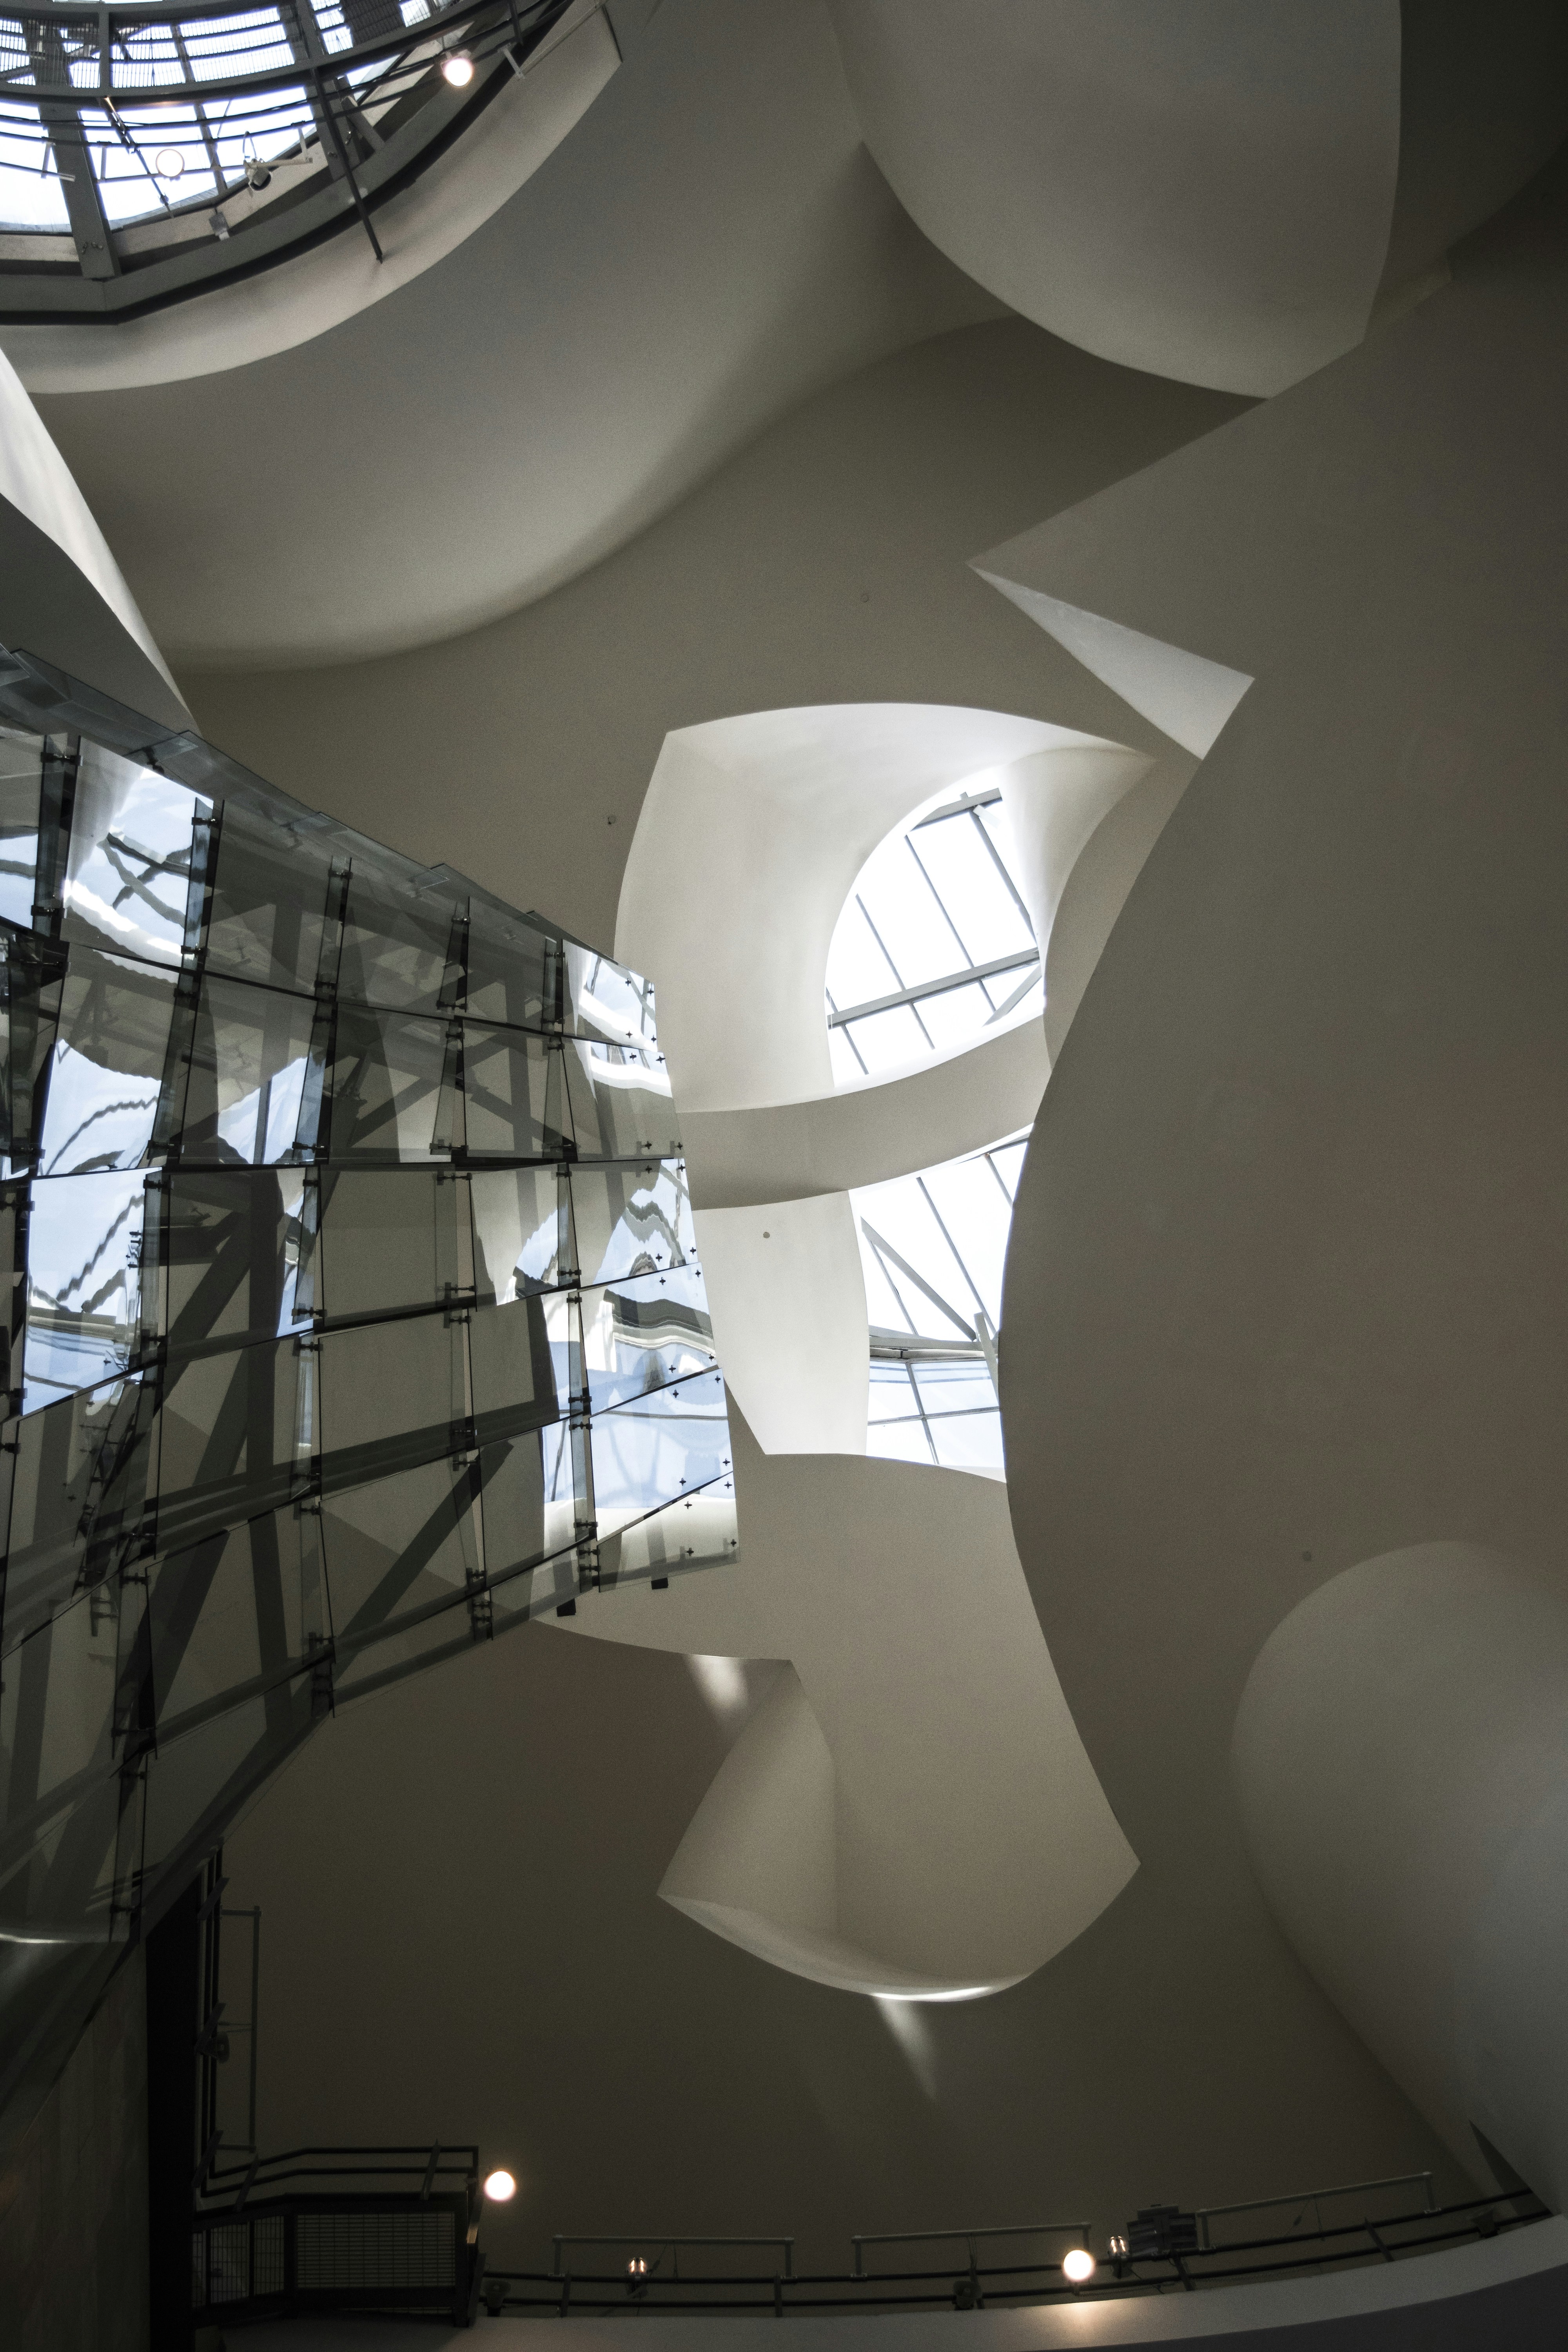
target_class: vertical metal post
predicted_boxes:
[25,19,119,279]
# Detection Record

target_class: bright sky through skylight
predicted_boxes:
[852,1132,1029,1478]
[825,778,1040,1086]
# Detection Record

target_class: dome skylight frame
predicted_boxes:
[0,0,575,315]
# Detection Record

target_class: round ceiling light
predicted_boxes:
[441,50,475,86]
[483,2168,516,2201]
[154,149,185,180]
[1062,2247,1096,2285]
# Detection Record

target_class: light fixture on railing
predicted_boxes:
[1061,2247,1096,2285]
[483,2168,516,2201]
[441,48,475,85]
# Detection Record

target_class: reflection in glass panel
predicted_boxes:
[22,1170,144,1411]
[38,951,174,1175]
[63,748,207,967]
[0,670,735,2096]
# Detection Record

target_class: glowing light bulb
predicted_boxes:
[441,50,474,85]
[1062,2247,1096,2285]
[483,2169,516,2201]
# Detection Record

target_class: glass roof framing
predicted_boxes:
[825,787,1042,1086]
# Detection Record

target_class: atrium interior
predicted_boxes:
[6,4,1568,2348]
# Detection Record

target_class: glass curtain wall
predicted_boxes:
[0,652,735,2111]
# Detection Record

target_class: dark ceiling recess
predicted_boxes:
[0,0,577,319]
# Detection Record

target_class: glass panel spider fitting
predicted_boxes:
[853,1133,1030,1476]
[825,783,1041,1085]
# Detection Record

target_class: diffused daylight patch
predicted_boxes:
[824,777,1040,1085]
[851,1132,1029,1478]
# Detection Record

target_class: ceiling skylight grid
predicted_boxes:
[853,1132,1029,1477]
[825,785,1040,1085]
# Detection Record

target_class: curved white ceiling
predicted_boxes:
[555,1426,1137,2000]
[11,0,1000,670]
[827,0,1403,397]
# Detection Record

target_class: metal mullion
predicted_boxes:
[903,829,975,975]
[967,803,1034,933]
[855,890,935,1051]
[902,1356,938,1466]
[915,1175,989,1327]
[859,1218,975,1341]
[25,20,119,278]
[170,21,225,190]
[826,948,1039,1028]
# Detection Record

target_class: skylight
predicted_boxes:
[852,1131,1029,1477]
[825,781,1040,1086]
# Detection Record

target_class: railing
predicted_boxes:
[488,2183,1550,2319]
[193,2143,483,2327]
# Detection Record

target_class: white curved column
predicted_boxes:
[1234,1543,1568,2206]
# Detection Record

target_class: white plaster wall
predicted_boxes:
[555,1421,1137,1996]
[826,0,1401,397]
[1234,1544,1568,2208]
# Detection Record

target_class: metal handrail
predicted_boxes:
[851,2221,1089,2280]
[1196,2171,1436,2250]
[552,2234,796,2281]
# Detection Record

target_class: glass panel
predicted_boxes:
[839,1002,928,1078]
[316,1312,463,1479]
[468,1295,558,1443]
[465,905,557,1032]
[151,1506,328,1734]
[866,1418,935,1467]
[927,1409,1005,1474]
[916,980,998,1053]
[4,1375,153,1652]
[0,726,42,930]
[327,1006,448,1162]
[910,1358,995,1418]
[62,746,207,967]
[156,1341,301,1557]
[205,802,330,995]
[337,862,456,1014]
[460,1024,562,1160]
[590,1369,731,1533]
[163,1170,305,1356]
[325,1456,480,1651]
[332,1611,478,1703]
[178,974,315,1166]
[563,942,657,1049]
[22,1170,145,1411]
[577,1265,716,1414]
[315,1169,452,1321]
[474,1428,566,1589]
[604,1476,738,1585]
[0,1587,122,1938]
[561,1039,680,1161]
[140,1691,309,1884]
[38,949,175,1176]
[867,1360,918,1423]
[571,1158,694,1287]
[470,1165,570,1301]
[486,1535,579,1632]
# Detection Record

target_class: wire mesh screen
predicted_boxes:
[296,2208,454,2289]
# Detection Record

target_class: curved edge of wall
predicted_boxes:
[1233,1541,1568,2209]
[0,347,186,725]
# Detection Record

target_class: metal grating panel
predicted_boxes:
[252,2213,286,2296]
[296,2208,455,2290]
[207,2220,252,2303]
